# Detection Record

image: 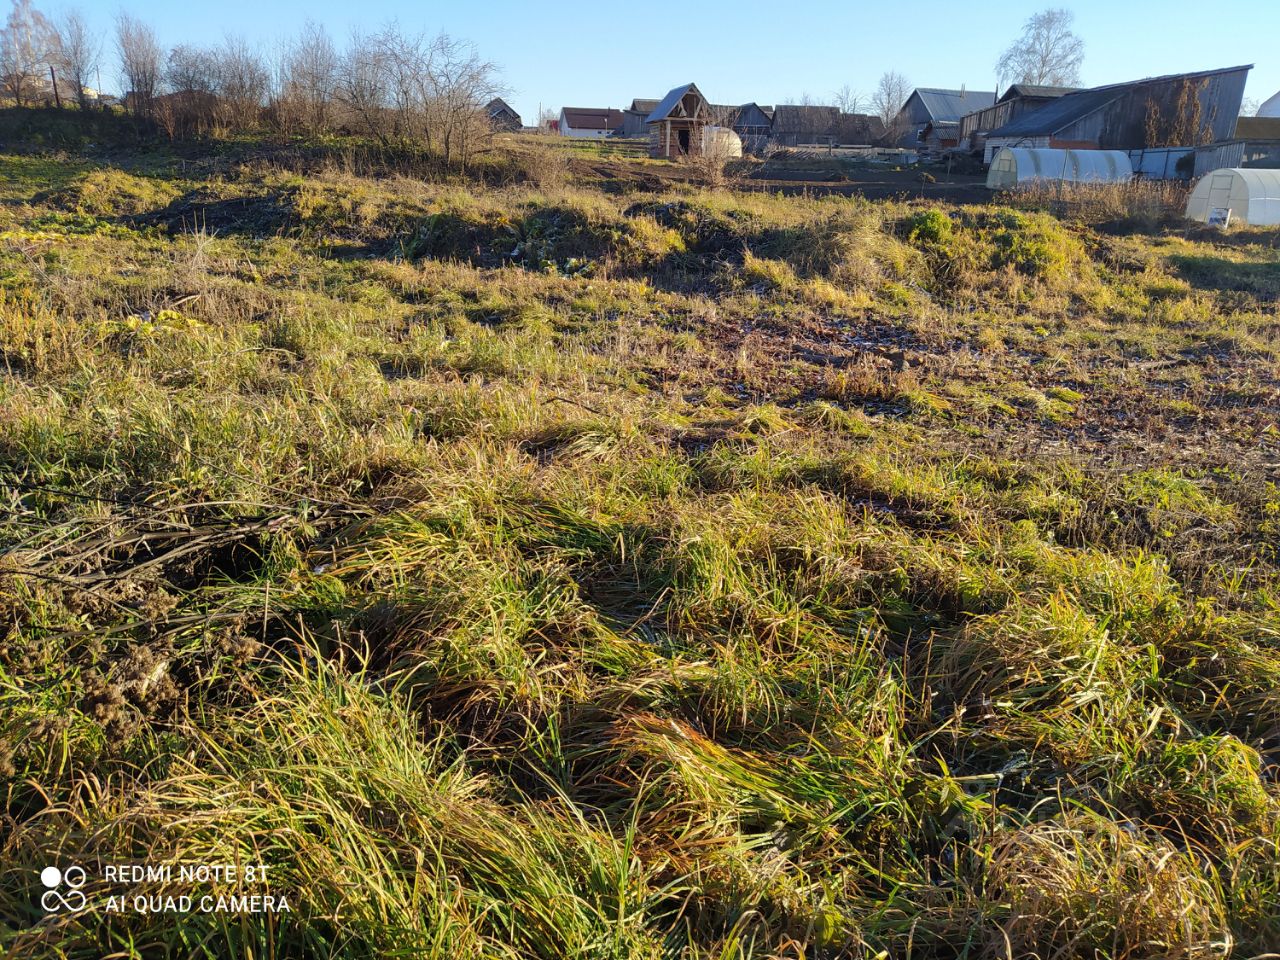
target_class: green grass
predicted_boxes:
[2,126,1280,959]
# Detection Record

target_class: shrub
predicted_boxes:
[905,208,953,248]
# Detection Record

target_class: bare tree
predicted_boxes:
[213,35,269,130]
[335,29,391,144]
[116,12,161,117]
[279,21,337,135]
[1,0,61,106]
[334,25,499,166]
[426,33,500,167]
[996,8,1084,88]
[872,70,912,141]
[165,44,216,95]
[56,8,96,109]
[833,84,862,115]
[159,43,217,137]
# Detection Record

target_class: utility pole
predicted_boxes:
[50,65,60,109]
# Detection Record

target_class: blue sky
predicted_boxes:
[74,0,1278,123]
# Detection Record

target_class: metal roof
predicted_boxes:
[999,84,1081,102]
[646,83,705,124]
[912,88,998,123]
[561,107,625,130]
[989,65,1253,139]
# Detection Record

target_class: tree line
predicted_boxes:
[0,0,504,165]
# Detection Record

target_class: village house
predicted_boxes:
[558,106,625,138]
[983,65,1251,161]
[485,98,522,132]
[891,87,997,149]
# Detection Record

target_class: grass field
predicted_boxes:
[1,116,1279,959]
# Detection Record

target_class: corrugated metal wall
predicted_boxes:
[1194,141,1245,177]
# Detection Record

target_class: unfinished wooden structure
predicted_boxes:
[646,83,712,159]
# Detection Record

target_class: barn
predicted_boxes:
[646,83,713,159]
[984,65,1251,159]
[958,85,1080,159]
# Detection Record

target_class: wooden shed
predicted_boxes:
[646,83,712,159]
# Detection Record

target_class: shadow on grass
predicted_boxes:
[1169,252,1280,299]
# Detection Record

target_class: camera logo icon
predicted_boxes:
[40,866,87,913]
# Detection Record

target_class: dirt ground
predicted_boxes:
[745,165,990,202]
[571,154,992,203]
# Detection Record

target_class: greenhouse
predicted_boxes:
[1185,168,1280,227]
[986,147,1132,190]
[702,126,743,159]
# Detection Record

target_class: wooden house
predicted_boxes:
[890,87,997,147]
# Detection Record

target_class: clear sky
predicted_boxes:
[73,0,1278,123]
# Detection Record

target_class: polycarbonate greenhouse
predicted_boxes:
[701,126,743,159]
[1185,168,1280,227]
[986,147,1133,190]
